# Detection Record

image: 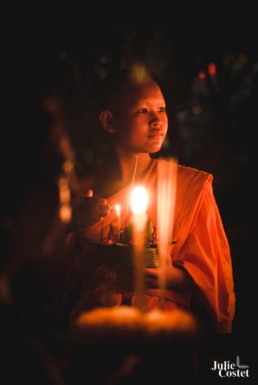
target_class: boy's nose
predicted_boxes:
[150,115,163,128]
[150,112,161,124]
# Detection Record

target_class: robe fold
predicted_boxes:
[75,159,235,334]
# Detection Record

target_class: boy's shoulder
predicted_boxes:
[154,158,213,182]
[178,163,212,181]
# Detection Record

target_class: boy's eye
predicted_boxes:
[137,107,166,113]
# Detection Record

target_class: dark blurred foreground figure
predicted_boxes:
[0,80,79,385]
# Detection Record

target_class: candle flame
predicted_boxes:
[115,204,121,215]
[131,186,148,214]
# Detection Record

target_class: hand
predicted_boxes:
[144,263,194,293]
[144,267,162,289]
[144,253,172,289]
[72,189,111,230]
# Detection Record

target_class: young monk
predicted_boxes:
[69,65,235,335]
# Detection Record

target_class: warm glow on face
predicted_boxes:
[131,186,148,214]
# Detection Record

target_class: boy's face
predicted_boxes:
[110,81,168,154]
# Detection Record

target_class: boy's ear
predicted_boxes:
[99,110,115,133]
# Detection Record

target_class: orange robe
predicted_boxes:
[75,159,235,334]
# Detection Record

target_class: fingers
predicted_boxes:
[85,190,110,218]
[74,189,111,228]
[144,267,159,289]
[98,200,111,218]
[144,267,160,277]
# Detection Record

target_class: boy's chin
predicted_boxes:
[148,144,163,154]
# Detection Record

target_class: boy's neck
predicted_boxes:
[116,150,152,185]
[95,148,154,197]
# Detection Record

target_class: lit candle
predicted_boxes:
[157,158,178,302]
[115,204,121,242]
[100,217,104,243]
[131,185,148,312]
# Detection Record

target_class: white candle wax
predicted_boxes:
[115,204,121,242]
[131,186,148,312]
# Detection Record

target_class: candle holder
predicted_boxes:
[107,222,122,244]
[79,238,159,269]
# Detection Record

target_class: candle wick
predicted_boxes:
[100,217,104,242]
[131,155,138,190]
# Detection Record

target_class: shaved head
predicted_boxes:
[99,65,160,112]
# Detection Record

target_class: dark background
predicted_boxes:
[2,1,258,381]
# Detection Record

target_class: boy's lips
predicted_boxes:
[147,131,164,139]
